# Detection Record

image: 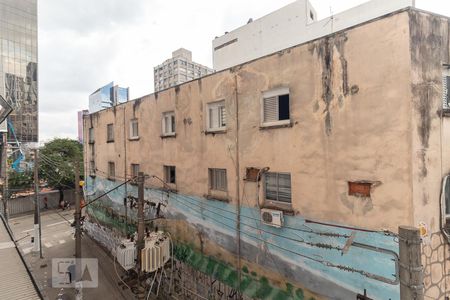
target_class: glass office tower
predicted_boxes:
[0,0,38,144]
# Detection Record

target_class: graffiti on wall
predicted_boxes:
[86,176,401,299]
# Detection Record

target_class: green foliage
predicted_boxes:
[8,169,33,190]
[39,138,83,189]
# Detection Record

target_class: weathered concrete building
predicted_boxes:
[84,6,450,300]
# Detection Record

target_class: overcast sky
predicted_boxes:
[38,0,447,141]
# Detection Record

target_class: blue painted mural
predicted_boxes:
[85,176,400,300]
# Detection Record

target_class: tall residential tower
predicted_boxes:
[153,48,214,92]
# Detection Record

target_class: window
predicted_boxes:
[130,119,139,139]
[108,161,115,180]
[89,160,96,176]
[107,123,114,142]
[164,165,176,184]
[443,70,450,109]
[90,144,95,157]
[209,168,227,192]
[207,100,226,131]
[441,175,450,242]
[88,127,94,143]
[261,88,290,126]
[265,172,291,203]
[162,111,175,136]
[131,164,140,178]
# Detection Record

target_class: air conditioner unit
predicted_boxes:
[116,240,136,271]
[261,208,283,228]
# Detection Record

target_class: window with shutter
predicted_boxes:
[261,87,290,127]
[207,100,226,131]
[443,75,450,109]
[265,172,291,203]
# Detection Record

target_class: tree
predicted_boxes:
[39,138,83,190]
[8,169,33,191]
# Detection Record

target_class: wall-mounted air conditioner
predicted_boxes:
[261,208,283,228]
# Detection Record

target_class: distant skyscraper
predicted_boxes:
[89,82,129,113]
[153,48,214,92]
[77,110,88,143]
[0,0,38,144]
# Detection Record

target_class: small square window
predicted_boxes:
[209,168,227,192]
[265,172,291,203]
[164,165,176,184]
[207,100,226,131]
[107,123,114,142]
[262,88,290,127]
[130,119,139,139]
[108,161,115,180]
[162,111,175,136]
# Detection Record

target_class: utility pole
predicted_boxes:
[136,172,145,272]
[1,133,8,220]
[33,148,42,258]
[399,226,424,300]
[74,159,82,300]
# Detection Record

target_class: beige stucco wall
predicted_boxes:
[85,11,415,233]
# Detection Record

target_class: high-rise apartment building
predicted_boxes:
[153,48,214,92]
[0,0,38,144]
[89,82,129,113]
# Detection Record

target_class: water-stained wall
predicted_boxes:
[83,9,450,300]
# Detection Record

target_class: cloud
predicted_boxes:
[38,0,445,141]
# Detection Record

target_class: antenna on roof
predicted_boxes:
[322,6,338,33]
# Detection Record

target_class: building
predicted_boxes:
[77,110,88,143]
[153,48,214,92]
[84,4,450,300]
[212,0,414,71]
[0,0,38,144]
[88,82,129,113]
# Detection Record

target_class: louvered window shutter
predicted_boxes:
[263,96,279,122]
[209,107,218,129]
[444,76,450,108]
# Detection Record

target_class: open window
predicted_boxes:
[261,87,291,128]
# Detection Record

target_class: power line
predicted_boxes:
[167,193,394,283]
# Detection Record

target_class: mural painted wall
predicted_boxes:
[86,176,400,299]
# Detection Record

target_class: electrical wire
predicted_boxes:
[167,193,394,282]
[114,255,131,291]
[169,192,343,251]
[82,178,134,208]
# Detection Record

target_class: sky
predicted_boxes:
[38,0,448,142]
